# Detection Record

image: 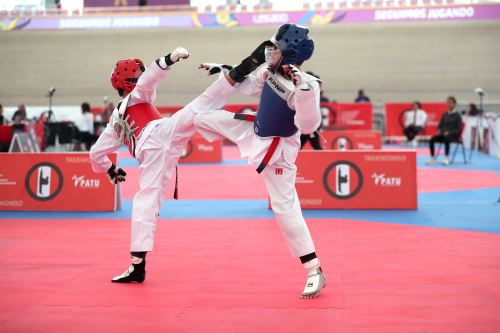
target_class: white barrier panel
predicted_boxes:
[462,113,500,159]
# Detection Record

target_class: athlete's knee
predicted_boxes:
[193,113,205,127]
[193,112,223,142]
[193,112,213,129]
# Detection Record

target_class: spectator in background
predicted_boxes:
[75,102,95,150]
[427,96,462,166]
[463,103,480,116]
[54,0,62,10]
[300,71,327,150]
[138,0,147,7]
[11,103,27,132]
[0,104,4,125]
[403,101,427,147]
[354,89,370,103]
[12,104,27,123]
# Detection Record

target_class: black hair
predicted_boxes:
[447,96,457,104]
[81,102,91,113]
[413,101,422,109]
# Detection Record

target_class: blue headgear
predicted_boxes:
[272,24,314,65]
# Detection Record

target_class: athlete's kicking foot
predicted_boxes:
[301,267,327,298]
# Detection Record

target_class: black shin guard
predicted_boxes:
[300,252,317,264]
[130,251,147,259]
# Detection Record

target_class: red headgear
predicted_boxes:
[110,58,145,96]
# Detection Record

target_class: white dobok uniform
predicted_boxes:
[195,66,322,257]
[404,109,428,128]
[90,60,236,252]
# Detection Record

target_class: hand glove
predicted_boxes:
[288,65,311,91]
[198,63,233,76]
[228,40,275,83]
[166,47,189,66]
[107,164,127,185]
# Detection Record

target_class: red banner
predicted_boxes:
[295,150,417,209]
[179,133,222,163]
[385,103,447,137]
[0,153,118,211]
[302,130,382,150]
[323,103,373,130]
[227,103,373,131]
[0,125,13,145]
[93,103,373,133]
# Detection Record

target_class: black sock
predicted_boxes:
[300,252,317,264]
[131,251,147,259]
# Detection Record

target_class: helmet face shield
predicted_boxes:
[264,46,280,66]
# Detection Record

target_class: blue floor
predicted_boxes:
[2,188,499,233]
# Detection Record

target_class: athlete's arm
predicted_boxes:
[290,67,322,135]
[131,47,189,104]
[89,111,123,173]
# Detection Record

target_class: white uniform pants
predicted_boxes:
[131,77,235,252]
[195,110,316,257]
[131,108,194,252]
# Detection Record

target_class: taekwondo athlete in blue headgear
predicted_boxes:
[195,23,327,299]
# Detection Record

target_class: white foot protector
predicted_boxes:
[301,268,327,299]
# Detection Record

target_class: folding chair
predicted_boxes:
[437,123,467,164]
[450,123,467,164]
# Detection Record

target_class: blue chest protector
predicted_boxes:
[254,74,298,137]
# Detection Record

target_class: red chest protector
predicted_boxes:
[122,103,162,156]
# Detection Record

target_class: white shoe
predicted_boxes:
[443,158,450,165]
[301,267,327,299]
[411,140,418,148]
[426,158,437,165]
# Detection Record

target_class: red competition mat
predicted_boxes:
[1,218,499,332]
[418,168,500,193]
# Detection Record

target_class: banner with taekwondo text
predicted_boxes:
[294,150,417,209]
[0,153,118,211]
